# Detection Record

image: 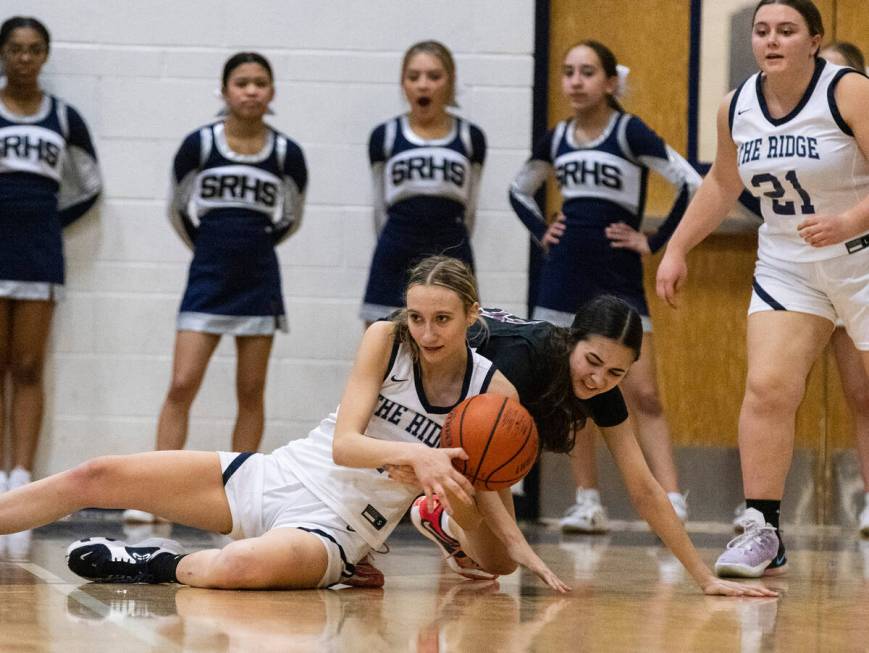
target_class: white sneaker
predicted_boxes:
[667,492,688,523]
[859,502,869,537]
[560,491,609,534]
[7,467,31,490]
[122,509,168,524]
[733,501,747,533]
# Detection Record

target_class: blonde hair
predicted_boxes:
[401,40,458,107]
[392,256,482,359]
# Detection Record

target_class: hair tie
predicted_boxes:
[615,64,630,98]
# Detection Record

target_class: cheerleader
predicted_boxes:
[360,41,485,323]
[509,40,700,532]
[124,53,306,523]
[0,16,101,496]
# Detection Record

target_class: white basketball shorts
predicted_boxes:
[748,247,869,350]
[218,451,371,587]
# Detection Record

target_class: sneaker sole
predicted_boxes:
[560,523,609,534]
[410,509,496,581]
[715,560,788,578]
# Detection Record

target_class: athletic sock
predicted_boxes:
[746,498,785,561]
[148,553,185,583]
[577,487,601,504]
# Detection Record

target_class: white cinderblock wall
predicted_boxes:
[1,1,535,475]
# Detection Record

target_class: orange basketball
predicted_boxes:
[441,394,539,491]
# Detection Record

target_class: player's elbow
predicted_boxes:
[332,433,353,467]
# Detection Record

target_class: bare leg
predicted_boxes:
[9,299,53,471]
[620,333,679,493]
[740,312,832,499]
[231,335,273,452]
[568,422,599,489]
[0,451,232,534]
[830,329,869,493]
[156,331,221,450]
[0,299,10,471]
[176,527,329,589]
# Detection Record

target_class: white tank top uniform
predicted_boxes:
[732,60,869,347]
[219,338,496,586]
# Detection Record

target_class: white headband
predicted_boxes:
[615,64,630,98]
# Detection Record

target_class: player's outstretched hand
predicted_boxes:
[410,446,474,515]
[525,556,572,594]
[700,577,778,598]
[605,221,651,255]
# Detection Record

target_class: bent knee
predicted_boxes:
[743,374,804,414]
[631,390,664,417]
[165,377,200,405]
[208,545,270,587]
[66,456,124,499]
[10,358,44,386]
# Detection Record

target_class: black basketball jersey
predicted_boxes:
[471,309,628,430]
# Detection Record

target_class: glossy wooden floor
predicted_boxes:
[1,515,868,652]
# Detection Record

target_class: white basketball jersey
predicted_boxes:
[732,61,869,262]
[275,340,496,549]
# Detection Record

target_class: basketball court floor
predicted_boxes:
[0,512,867,652]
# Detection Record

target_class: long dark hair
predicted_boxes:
[535,295,642,453]
[564,39,625,113]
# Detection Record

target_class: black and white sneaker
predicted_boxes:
[66,537,185,583]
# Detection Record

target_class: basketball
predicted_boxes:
[441,394,539,491]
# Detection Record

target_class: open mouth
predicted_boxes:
[417,97,432,107]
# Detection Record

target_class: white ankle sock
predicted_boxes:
[577,488,601,504]
[8,467,31,489]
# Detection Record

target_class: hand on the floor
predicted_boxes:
[700,577,778,597]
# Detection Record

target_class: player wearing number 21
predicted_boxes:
[657,0,869,578]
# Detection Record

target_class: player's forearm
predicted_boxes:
[666,173,739,256]
[332,433,421,470]
[628,483,713,586]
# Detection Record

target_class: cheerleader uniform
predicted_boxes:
[509,112,700,328]
[0,93,101,300]
[360,115,485,321]
[169,121,307,335]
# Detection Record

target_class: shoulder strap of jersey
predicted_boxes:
[457,117,473,159]
[198,125,215,169]
[550,120,569,162]
[55,97,69,140]
[275,132,288,172]
[827,67,864,136]
[615,112,637,164]
[382,117,399,160]
[728,76,752,135]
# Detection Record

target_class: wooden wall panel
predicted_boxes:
[548,0,843,450]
